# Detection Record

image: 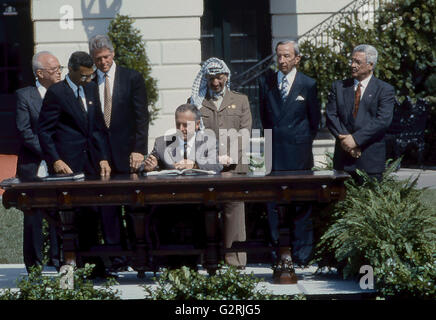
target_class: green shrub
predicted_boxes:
[144,266,296,300]
[0,264,120,300]
[314,159,436,298]
[108,14,159,123]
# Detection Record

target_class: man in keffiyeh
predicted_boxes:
[189,57,252,268]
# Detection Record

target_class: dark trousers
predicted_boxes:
[23,209,60,272]
[267,202,314,265]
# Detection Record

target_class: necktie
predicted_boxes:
[353,82,362,118]
[183,142,188,160]
[104,73,112,128]
[280,76,289,101]
[77,87,86,112]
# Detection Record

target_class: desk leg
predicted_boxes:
[271,205,298,284]
[58,210,77,266]
[128,210,150,278]
[273,247,298,284]
[204,206,220,275]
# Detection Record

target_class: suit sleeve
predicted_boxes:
[325,81,351,138]
[15,90,43,157]
[352,83,395,147]
[131,71,149,154]
[306,80,321,139]
[38,90,62,165]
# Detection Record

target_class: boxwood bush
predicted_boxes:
[0,264,120,300]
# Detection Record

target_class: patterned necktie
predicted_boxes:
[280,76,289,101]
[77,87,86,113]
[353,82,362,118]
[104,73,112,128]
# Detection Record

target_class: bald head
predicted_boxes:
[33,51,62,88]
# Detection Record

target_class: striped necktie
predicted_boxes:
[104,73,112,128]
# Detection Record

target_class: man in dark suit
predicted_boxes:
[259,40,321,265]
[326,44,395,183]
[89,35,149,265]
[38,51,111,277]
[15,51,62,272]
[38,51,110,176]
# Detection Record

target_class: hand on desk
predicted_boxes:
[144,154,158,172]
[219,155,234,167]
[99,160,111,177]
[175,159,195,170]
[130,152,144,172]
[53,160,73,174]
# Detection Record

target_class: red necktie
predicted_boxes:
[353,82,361,118]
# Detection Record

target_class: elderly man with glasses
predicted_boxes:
[15,51,63,272]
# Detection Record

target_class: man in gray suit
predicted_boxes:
[143,104,222,269]
[15,51,62,272]
[143,104,222,173]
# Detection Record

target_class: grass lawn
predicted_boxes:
[0,203,23,264]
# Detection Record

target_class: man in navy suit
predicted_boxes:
[326,44,395,183]
[38,51,111,277]
[38,51,110,176]
[259,40,321,265]
[15,51,62,272]
[88,35,149,270]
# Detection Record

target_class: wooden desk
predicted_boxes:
[1,170,349,283]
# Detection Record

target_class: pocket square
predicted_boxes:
[296,95,305,101]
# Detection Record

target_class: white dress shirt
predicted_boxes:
[36,80,47,98]
[177,133,196,160]
[354,74,372,100]
[97,61,116,115]
[277,67,297,97]
[66,74,87,112]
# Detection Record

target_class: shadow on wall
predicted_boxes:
[80,0,122,40]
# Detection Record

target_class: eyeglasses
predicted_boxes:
[80,73,96,81]
[41,66,65,74]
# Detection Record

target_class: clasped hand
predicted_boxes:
[338,134,361,159]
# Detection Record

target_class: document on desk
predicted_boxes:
[43,173,85,181]
[144,169,216,176]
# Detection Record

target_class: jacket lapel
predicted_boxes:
[276,71,303,123]
[343,79,356,124]
[111,65,121,115]
[62,80,88,134]
[358,76,377,117]
[218,89,232,112]
[30,87,43,114]
[267,72,282,122]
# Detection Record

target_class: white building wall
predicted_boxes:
[31,0,203,153]
[270,0,352,49]
[31,0,345,161]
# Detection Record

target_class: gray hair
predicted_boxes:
[353,44,378,68]
[175,104,202,121]
[275,40,300,56]
[88,34,114,56]
[32,51,54,76]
